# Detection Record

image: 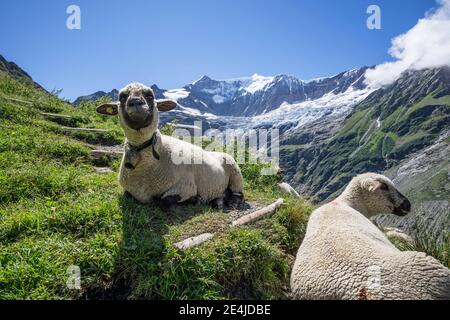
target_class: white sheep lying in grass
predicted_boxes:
[291,173,450,300]
[97,82,244,209]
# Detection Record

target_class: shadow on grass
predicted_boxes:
[82,192,212,300]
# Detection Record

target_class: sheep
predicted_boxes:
[290,173,450,300]
[96,82,244,209]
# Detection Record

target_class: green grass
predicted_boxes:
[279,144,307,152]
[404,94,450,117]
[445,136,450,144]
[389,215,449,269]
[0,71,313,300]
[407,168,450,203]
[336,109,373,139]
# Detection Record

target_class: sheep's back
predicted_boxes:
[292,204,399,300]
[292,204,450,299]
[162,135,232,200]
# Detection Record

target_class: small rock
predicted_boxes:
[91,149,123,159]
[278,182,300,197]
[384,227,414,244]
[94,167,113,174]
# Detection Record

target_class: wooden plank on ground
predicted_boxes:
[41,112,72,119]
[61,126,108,133]
[173,233,216,250]
[231,198,284,227]
[2,96,33,105]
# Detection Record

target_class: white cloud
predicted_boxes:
[365,0,450,87]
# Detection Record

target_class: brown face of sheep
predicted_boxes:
[120,88,155,130]
[363,178,411,217]
[96,85,177,131]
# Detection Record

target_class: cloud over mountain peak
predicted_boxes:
[365,0,450,87]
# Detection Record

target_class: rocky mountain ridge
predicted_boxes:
[73,67,370,117]
[0,54,45,91]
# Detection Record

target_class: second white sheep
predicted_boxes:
[291,173,450,300]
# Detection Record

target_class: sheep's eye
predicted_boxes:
[144,91,154,100]
[380,183,389,191]
[119,94,128,102]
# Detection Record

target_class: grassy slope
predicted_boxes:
[307,90,450,202]
[0,71,312,299]
[319,90,450,268]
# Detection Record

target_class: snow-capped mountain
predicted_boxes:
[160,67,369,117]
[74,67,372,133]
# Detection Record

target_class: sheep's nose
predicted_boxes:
[127,97,145,108]
[400,199,411,212]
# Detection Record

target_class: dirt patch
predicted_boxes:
[227,202,263,221]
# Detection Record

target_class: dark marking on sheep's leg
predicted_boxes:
[223,188,231,204]
[185,196,201,206]
[210,197,225,210]
[160,195,181,211]
[226,192,244,209]
[123,191,134,200]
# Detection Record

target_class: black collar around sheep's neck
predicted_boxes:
[127,133,160,160]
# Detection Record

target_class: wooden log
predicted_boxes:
[41,112,72,119]
[169,123,202,130]
[61,126,108,133]
[91,149,124,159]
[2,96,33,105]
[173,233,216,250]
[231,198,284,227]
[94,167,114,174]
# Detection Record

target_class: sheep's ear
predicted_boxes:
[96,102,119,116]
[364,179,383,192]
[156,100,177,112]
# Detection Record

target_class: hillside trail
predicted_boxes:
[39,110,123,173]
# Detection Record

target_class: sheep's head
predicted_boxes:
[352,173,411,218]
[96,82,176,143]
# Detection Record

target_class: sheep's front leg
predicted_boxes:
[227,192,244,209]
[160,195,181,211]
[161,178,197,210]
[210,197,225,210]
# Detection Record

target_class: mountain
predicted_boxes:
[172,68,369,116]
[280,67,450,235]
[0,54,45,91]
[72,68,373,137]
[73,89,119,105]
[73,67,369,117]
[73,84,167,106]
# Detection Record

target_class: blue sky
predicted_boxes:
[0,0,437,100]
